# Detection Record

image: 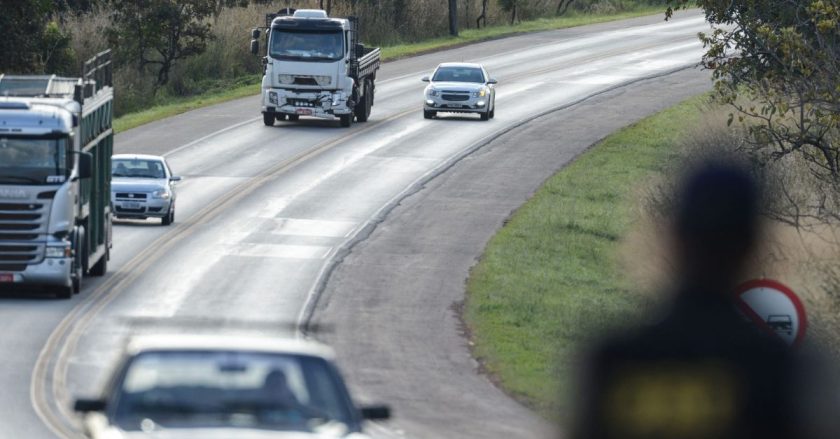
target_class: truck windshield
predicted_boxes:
[270,30,343,62]
[0,136,70,185]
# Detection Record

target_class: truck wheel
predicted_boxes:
[275,114,287,121]
[340,113,353,128]
[355,83,372,122]
[263,113,274,126]
[71,228,84,293]
[89,246,108,277]
[424,110,435,119]
[288,114,300,122]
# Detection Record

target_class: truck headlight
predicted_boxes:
[278,74,294,84]
[46,244,71,258]
[473,88,487,98]
[313,75,331,86]
[152,190,171,200]
[268,91,278,105]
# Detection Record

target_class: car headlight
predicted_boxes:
[313,75,331,86]
[427,88,439,97]
[268,91,278,105]
[278,74,294,84]
[152,189,171,200]
[473,88,487,98]
[46,244,71,258]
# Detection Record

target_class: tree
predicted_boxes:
[476,0,488,28]
[556,0,574,15]
[498,0,518,25]
[108,0,216,86]
[667,0,840,224]
[0,0,75,74]
[449,0,458,36]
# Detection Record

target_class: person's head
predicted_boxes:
[672,160,761,292]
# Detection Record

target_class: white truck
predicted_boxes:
[251,9,381,127]
[0,51,114,299]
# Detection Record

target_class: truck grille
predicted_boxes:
[293,77,318,86]
[0,202,46,266]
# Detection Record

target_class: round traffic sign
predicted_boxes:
[734,279,807,348]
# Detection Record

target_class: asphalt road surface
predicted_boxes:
[0,11,711,438]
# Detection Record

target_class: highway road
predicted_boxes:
[0,11,710,438]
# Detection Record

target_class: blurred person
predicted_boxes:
[568,161,834,439]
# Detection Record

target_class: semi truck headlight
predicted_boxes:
[46,244,71,258]
[268,91,278,105]
[278,74,294,84]
[313,75,331,86]
[152,190,171,200]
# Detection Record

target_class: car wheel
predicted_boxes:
[262,112,274,126]
[423,110,435,119]
[162,206,174,226]
[480,111,489,121]
[489,107,495,119]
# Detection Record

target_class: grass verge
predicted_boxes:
[114,6,665,133]
[464,94,707,419]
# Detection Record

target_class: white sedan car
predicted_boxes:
[422,62,497,121]
[111,154,181,226]
[74,335,390,439]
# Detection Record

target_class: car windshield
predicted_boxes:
[113,159,166,179]
[432,67,485,83]
[0,136,70,185]
[270,30,343,61]
[112,351,354,434]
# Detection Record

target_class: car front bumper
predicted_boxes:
[112,198,172,219]
[424,95,488,113]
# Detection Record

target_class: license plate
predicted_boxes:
[0,273,13,283]
[296,108,313,115]
[123,202,141,209]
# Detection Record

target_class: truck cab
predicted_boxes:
[252,9,380,127]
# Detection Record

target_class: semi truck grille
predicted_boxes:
[442,94,470,102]
[0,202,46,245]
[0,264,26,272]
[115,193,147,199]
[0,203,43,211]
[0,244,40,264]
[0,213,41,221]
[0,223,39,231]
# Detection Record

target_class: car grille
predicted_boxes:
[115,206,146,214]
[115,192,148,200]
[442,93,470,102]
[0,203,45,266]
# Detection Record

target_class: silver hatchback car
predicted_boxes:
[111,154,181,226]
[422,62,497,121]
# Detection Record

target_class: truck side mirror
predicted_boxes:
[77,152,93,180]
[251,28,261,39]
[250,39,260,56]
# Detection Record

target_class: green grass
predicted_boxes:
[464,95,708,419]
[114,6,666,133]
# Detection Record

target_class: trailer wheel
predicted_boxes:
[263,113,274,126]
[340,113,353,127]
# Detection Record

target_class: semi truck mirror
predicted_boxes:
[250,39,260,55]
[77,152,93,180]
[251,28,261,39]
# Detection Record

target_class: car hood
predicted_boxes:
[112,429,371,439]
[428,81,485,92]
[111,178,167,193]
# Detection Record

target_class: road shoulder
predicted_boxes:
[314,68,712,438]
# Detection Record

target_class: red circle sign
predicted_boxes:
[735,279,807,348]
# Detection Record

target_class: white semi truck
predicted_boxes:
[0,51,114,299]
[251,9,381,127]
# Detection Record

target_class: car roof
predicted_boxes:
[436,62,484,69]
[125,334,336,360]
[112,154,165,161]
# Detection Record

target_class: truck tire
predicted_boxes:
[263,113,274,126]
[424,110,435,119]
[355,82,372,122]
[55,285,72,300]
[340,113,353,128]
[89,246,108,277]
[71,227,84,294]
[276,114,287,121]
[288,114,300,122]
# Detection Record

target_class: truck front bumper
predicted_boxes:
[263,88,352,119]
[0,257,72,289]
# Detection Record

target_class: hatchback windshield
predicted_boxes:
[0,136,70,185]
[113,159,166,179]
[113,351,354,433]
[270,30,343,61]
[432,67,485,83]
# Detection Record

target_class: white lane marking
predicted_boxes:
[162,116,261,158]
[225,243,333,259]
[272,218,357,238]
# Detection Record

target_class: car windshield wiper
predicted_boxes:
[0,176,43,184]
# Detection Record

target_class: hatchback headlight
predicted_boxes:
[152,190,171,200]
[278,74,294,84]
